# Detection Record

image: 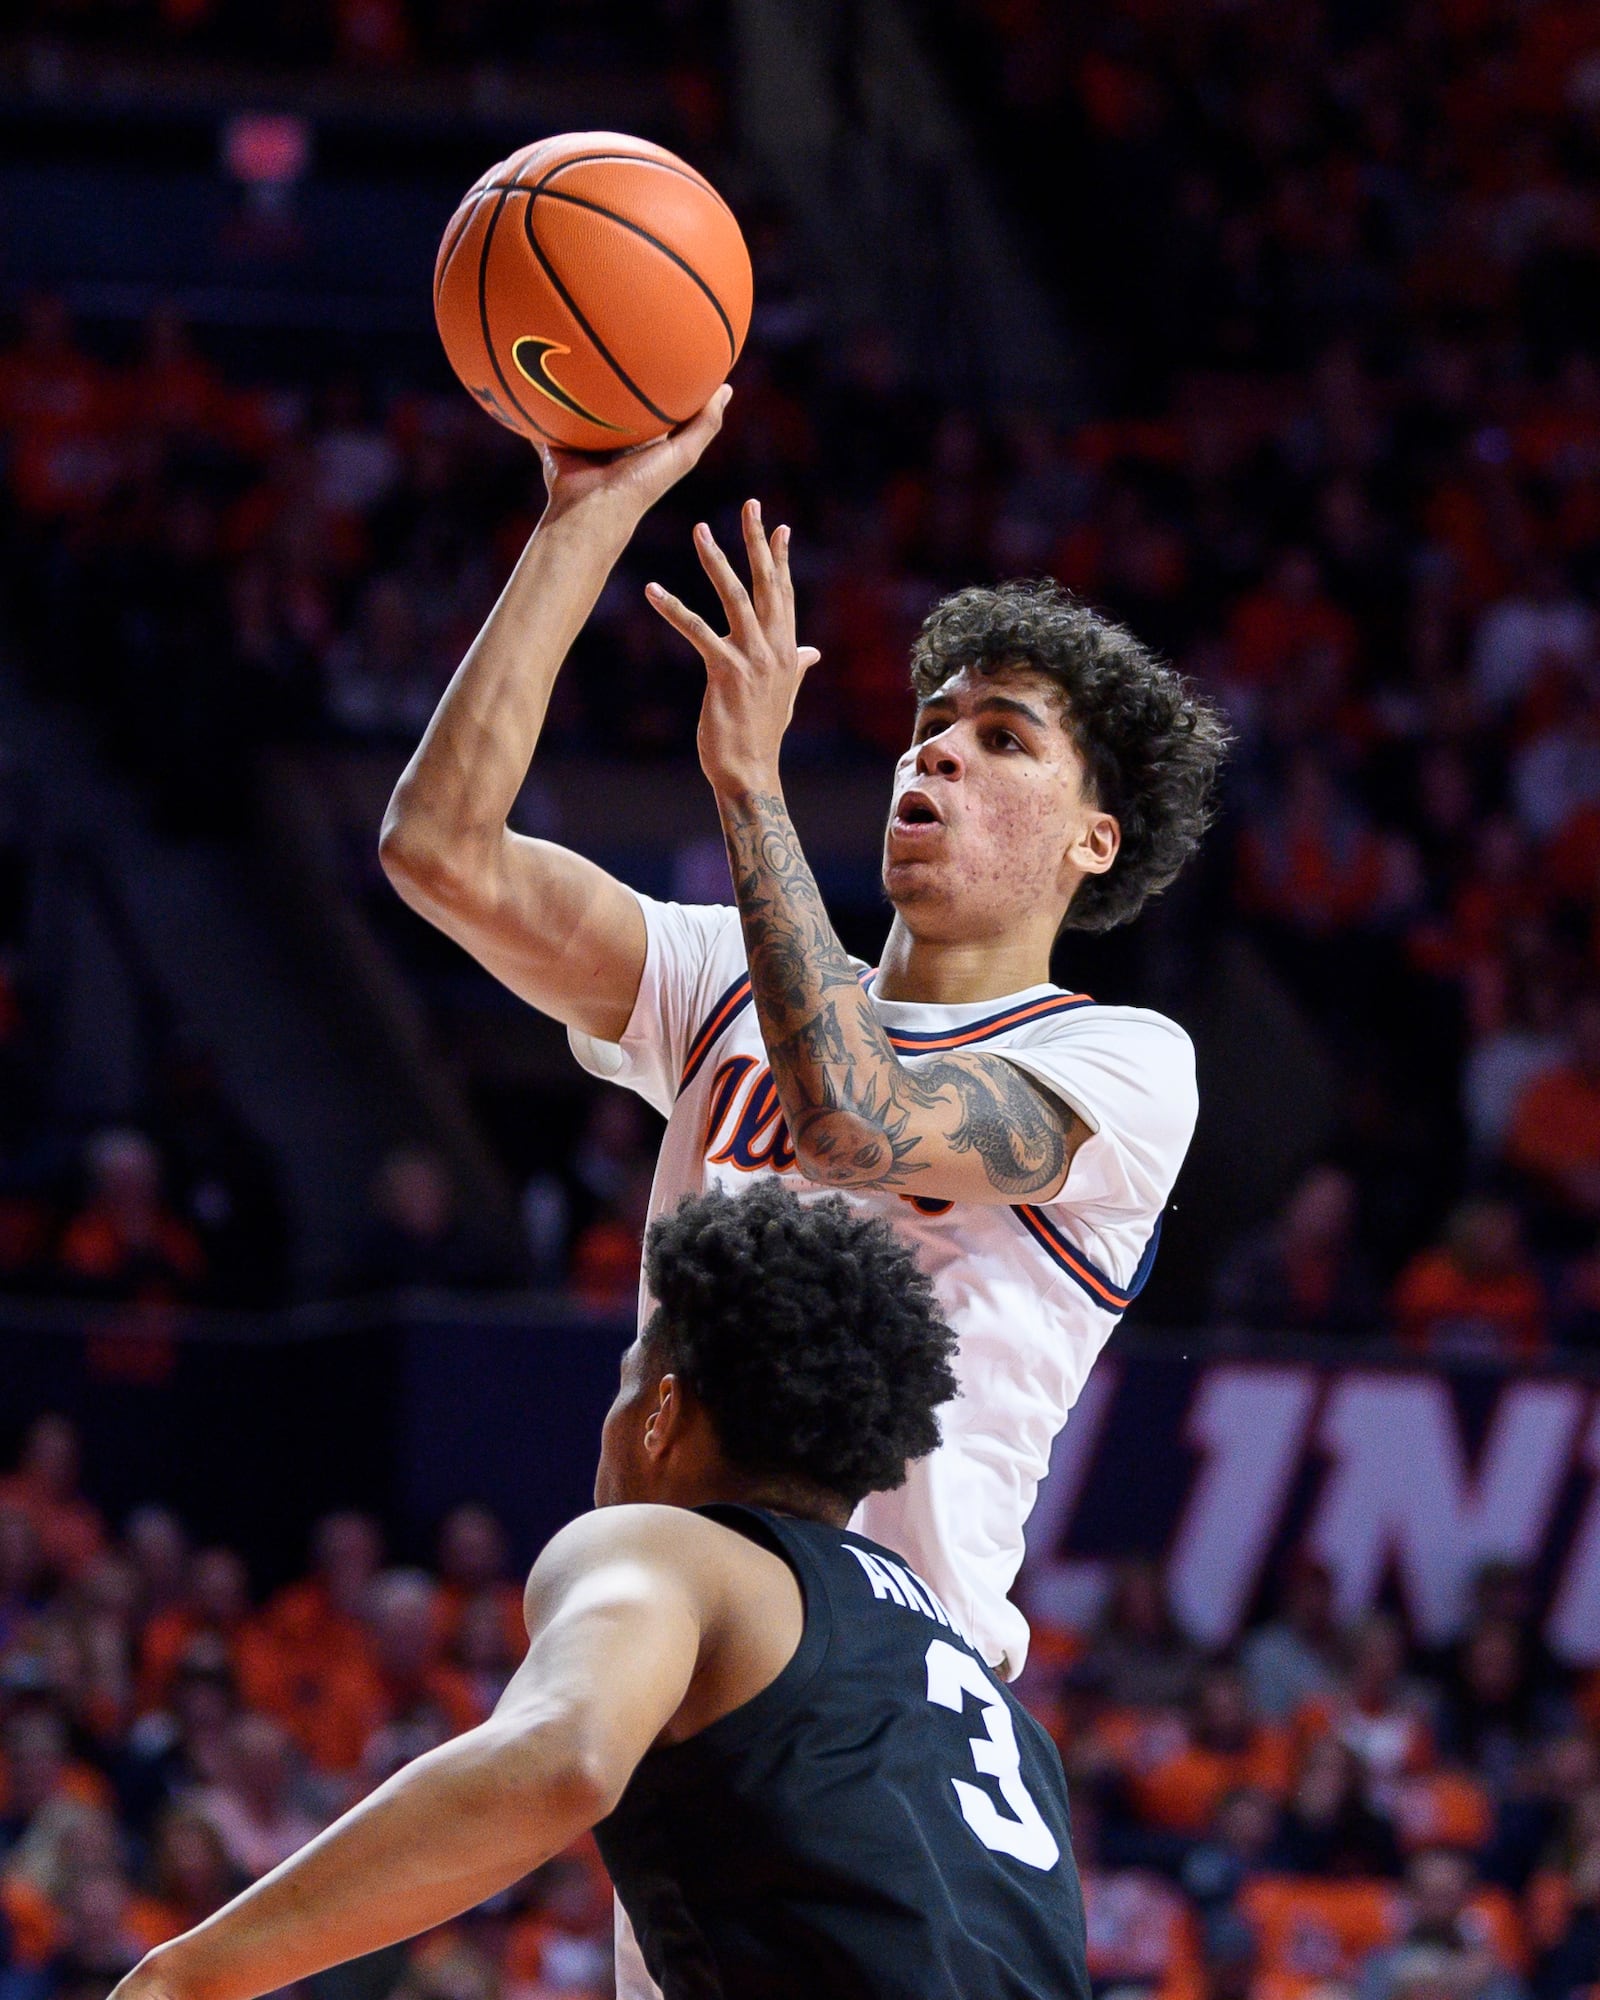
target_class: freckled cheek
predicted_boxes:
[962,788,1073,893]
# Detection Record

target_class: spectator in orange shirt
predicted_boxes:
[1240,1868,1400,1999]
[137,1548,252,1715]
[1228,548,1359,689]
[1506,994,1600,1240]
[432,1504,524,1663]
[250,1513,380,1667]
[355,1569,480,1784]
[568,1163,654,1310]
[447,1589,521,1724]
[55,1130,206,1306]
[0,1416,105,1584]
[1130,1664,1295,1837]
[248,1561,475,1785]
[123,307,235,451]
[0,293,118,523]
[1393,1199,1547,1357]
[235,1513,383,1776]
[1238,750,1405,940]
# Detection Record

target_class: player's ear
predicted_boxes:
[1065,811,1119,884]
[642,1371,683,1462]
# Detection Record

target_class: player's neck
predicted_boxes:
[704,1473,851,1527]
[873,918,1053,1006]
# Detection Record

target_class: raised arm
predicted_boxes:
[378,393,732,1042]
[647,506,1087,1205]
[109,1512,707,2000]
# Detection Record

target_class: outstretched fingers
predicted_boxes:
[741,498,779,611]
[645,581,732,663]
[693,522,759,640]
[772,520,797,607]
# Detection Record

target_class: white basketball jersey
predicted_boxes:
[570,893,1199,1680]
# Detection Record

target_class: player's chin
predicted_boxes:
[881,853,956,908]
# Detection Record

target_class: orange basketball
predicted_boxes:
[433,131,752,452]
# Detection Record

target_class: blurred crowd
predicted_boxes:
[2,0,1600,1330]
[2,1413,1599,2000]
[0,1417,614,2000]
[8,0,718,74]
[1021,1552,1600,2000]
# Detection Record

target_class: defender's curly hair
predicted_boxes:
[643,1181,959,1509]
[910,579,1230,933]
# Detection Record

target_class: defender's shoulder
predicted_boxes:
[523,1505,782,1632]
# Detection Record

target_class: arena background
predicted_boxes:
[3,3,1600,1998]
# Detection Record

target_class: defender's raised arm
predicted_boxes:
[105,1509,720,2000]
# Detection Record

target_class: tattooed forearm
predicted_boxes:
[718,789,1077,1199]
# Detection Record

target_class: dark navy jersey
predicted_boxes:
[594,1505,1088,2000]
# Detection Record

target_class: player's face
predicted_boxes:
[882,665,1118,940]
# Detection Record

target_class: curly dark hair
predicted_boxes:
[643,1181,959,1509]
[910,579,1230,933]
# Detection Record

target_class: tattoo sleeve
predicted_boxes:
[718,790,1076,1198]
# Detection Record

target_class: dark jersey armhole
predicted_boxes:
[637,1503,834,1763]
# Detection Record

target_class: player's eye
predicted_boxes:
[987,729,1022,751]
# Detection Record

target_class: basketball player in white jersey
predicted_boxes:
[379,389,1226,1991]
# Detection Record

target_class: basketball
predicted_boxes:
[433,130,752,453]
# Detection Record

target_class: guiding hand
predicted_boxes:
[539,385,733,527]
[646,500,821,797]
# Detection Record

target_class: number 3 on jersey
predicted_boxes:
[925,1638,1061,1871]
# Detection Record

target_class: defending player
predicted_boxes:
[107,1183,1087,2000]
[381,389,1226,1683]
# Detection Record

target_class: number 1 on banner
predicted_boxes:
[925,1638,1061,1871]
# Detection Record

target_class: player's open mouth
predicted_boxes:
[891,791,944,837]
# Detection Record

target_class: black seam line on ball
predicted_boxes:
[474,150,738,226]
[478,187,561,443]
[466,162,736,225]
[532,150,738,224]
[434,198,479,298]
[529,186,737,366]
[519,197,671,425]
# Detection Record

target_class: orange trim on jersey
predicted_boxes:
[1013,1205,1163,1313]
[679,975,754,1093]
[883,992,1094,1051]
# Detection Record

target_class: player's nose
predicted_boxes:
[915,730,963,781]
